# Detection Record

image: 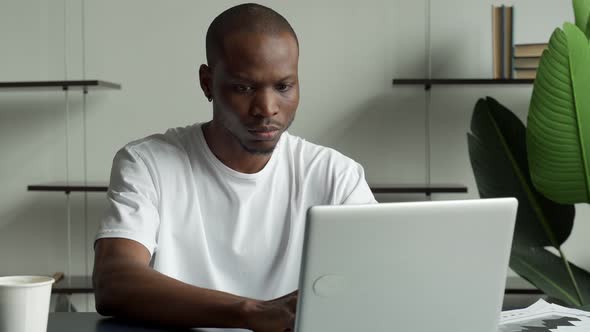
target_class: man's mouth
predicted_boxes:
[248,127,280,140]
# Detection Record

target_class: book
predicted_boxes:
[513,56,541,69]
[492,6,503,79]
[502,6,514,79]
[492,6,514,78]
[514,68,537,79]
[514,43,548,57]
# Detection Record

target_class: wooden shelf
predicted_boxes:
[393,78,534,90]
[28,183,108,193]
[0,80,121,91]
[504,276,542,295]
[48,275,540,297]
[52,276,93,294]
[28,183,467,195]
[504,289,543,295]
[370,185,467,195]
[50,275,533,296]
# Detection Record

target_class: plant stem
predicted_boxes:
[559,247,585,306]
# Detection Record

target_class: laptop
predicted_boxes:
[294,197,518,332]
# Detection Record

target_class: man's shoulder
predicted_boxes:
[118,123,200,163]
[281,132,360,170]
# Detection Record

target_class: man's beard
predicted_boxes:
[240,142,276,155]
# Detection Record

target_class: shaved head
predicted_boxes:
[205,3,299,68]
[198,3,300,166]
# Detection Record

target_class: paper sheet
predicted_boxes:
[499,299,590,332]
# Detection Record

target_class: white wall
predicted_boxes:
[0,0,587,311]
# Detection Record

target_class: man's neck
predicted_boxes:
[202,121,273,174]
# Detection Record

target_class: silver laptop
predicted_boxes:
[294,198,518,332]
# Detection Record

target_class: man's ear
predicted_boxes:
[199,64,213,101]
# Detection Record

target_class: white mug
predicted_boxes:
[0,276,55,332]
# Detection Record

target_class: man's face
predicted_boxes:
[209,31,300,154]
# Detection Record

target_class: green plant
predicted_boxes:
[468,97,590,308]
[468,0,590,309]
[527,24,590,205]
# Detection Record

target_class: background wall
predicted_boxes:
[0,0,587,311]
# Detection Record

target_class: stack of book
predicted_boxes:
[492,5,513,79]
[513,43,548,79]
[492,5,549,80]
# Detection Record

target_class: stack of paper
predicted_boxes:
[499,299,590,332]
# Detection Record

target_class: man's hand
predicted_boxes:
[244,290,298,332]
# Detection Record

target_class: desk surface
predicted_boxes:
[48,313,248,332]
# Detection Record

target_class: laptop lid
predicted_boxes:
[294,197,518,332]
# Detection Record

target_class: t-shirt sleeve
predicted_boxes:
[337,162,378,205]
[95,146,160,256]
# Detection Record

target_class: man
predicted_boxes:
[93,3,376,331]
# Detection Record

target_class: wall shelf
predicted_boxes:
[392,78,534,90]
[52,276,93,294]
[49,274,533,295]
[28,183,468,195]
[28,183,108,193]
[0,80,121,91]
[505,276,542,295]
[50,275,536,295]
[370,185,467,195]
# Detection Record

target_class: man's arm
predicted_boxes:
[93,238,297,330]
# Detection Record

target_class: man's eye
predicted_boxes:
[233,85,253,93]
[276,84,291,92]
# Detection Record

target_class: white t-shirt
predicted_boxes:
[96,123,376,300]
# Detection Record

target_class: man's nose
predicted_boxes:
[252,87,279,117]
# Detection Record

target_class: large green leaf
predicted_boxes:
[527,23,590,204]
[468,97,574,248]
[511,246,590,307]
[467,97,586,306]
[573,0,590,38]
